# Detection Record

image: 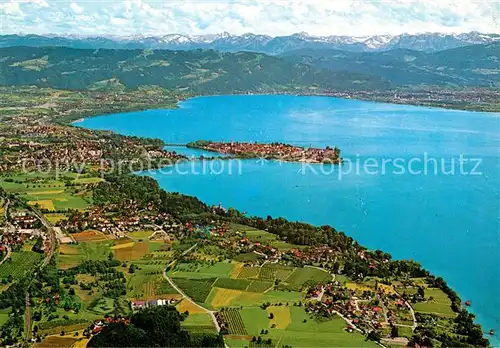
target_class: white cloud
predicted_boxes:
[70,2,83,14]
[110,16,127,26]
[0,1,23,16]
[2,0,499,36]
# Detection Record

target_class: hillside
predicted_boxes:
[1,31,499,54]
[0,46,388,92]
[279,43,500,87]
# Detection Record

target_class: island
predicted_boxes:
[187,140,342,164]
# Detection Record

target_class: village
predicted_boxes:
[187,140,342,163]
[0,121,186,174]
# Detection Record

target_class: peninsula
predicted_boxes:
[187,140,342,163]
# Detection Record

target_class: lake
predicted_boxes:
[78,95,500,342]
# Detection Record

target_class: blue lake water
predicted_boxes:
[78,95,500,342]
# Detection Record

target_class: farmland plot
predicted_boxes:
[0,251,42,280]
[171,277,217,302]
[219,309,248,335]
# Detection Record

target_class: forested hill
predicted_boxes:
[279,43,500,87]
[0,46,389,92]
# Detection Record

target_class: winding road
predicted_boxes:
[31,207,57,267]
[24,207,57,342]
[0,244,11,267]
[161,242,225,337]
[0,199,13,266]
[163,272,221,332]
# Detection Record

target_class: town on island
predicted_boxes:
[186,140,343,163]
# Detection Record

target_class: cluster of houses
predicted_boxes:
[9,210,40,229]
[306,280,414,334]
[0,121,185,173]
[191,141,342,163]
[131,298,177,310]
[184,221,230,240]
[325,88,500,110]
[59,202,182,238]
[90,317,131,335]
[288,246,337,265]
[0,228,41,249]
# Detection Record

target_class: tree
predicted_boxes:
[391,325,399,338]
[367,330,381,342]
[87,305,223,347]
[417,286,425,298]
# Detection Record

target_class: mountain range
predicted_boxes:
[280,43,500,87]
[0,46,389,93]
[2,31,499,54]
[1,42,497,92]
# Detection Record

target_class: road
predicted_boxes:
[25,292,31,342]
[180,242,198,257]
[24,207,57,342]
[163,272,221,332]
[31,207,57,267]
[404,300,418,329]
[161,242,223,335]
[2,198,9,220]
[0,244,11,267]
[0,198,12,266]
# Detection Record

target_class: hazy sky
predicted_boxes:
[1,0,499,37]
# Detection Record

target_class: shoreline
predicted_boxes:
[70,91,500,128]
[178,91,500,114]
[132,165,493,345]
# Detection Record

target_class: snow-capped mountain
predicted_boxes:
[1,31,499,54]
[362,35,393,49]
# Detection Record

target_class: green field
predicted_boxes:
[219,309,248,335]
[72,177,104,184]
[258,264,295,281]
[0,251,42,280]
[172,277,217,302]
[171,261,235,279]
[214,277,251,291]
[285,267,332,285]
[246,280,273,293]
[206,288,304,309]
[127,230,155,240]
[413,288,456,317]
[126,260,177,300]
[233,252,262,263]
[0,174,92,211]
[182,313,216,334]
[236,266,260,279]
[0,308,10,327]
[228,306,375,348]
[58,241,113,269]
[230,223,303,249]
[239,307,270,334]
